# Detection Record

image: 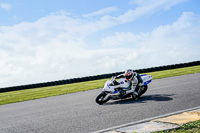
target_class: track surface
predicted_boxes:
[0,73,200,133]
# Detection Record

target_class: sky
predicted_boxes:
[0,0,200,88]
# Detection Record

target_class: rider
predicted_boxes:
[114,69,143,98]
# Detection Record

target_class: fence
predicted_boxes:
[0,60,199,93]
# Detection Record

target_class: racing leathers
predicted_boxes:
[115,72,143,98]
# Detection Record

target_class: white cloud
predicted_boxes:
[101,32,147,47]
[106,0,188,24]
[101,12,200,67]
[83,7,118,17]
[0,1,194,88]
[0,3,12,10]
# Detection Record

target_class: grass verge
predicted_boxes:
[0,65,200,105]
[154,120,200,133]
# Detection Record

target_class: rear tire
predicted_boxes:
[138,85,148,97]
[96,93,110,104]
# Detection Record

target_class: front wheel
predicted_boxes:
[96,93,110,104]
[138,85,148,97]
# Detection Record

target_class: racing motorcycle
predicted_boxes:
[95,74,153,104]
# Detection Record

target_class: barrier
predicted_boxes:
[0,60,199,93]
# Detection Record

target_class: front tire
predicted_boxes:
[96,93,110,104]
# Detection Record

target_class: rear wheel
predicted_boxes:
[96,93,110,104]
[138,85,148,97]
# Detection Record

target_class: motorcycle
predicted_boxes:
[95,74,153,104]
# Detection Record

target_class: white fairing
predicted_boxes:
[141,74,153,85]
[103,81,115,92]
[117,78,131,89]
[103,75,153,93]
[99,74,153,103]
[103,78,131,92]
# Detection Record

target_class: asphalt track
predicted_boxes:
[0,73,200,133]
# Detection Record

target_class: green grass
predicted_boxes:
[147,65,200,79]
[0,65,200,105]
[153,120,200,133]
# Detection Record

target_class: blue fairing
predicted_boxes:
[112,91,118,94]
[144,80,152,85]
[140,74,152,85]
